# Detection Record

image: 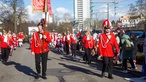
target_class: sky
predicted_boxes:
[24,0,137,22]
[24,0,74,22]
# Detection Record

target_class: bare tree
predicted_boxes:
[136,0,146,15]
[129,0,146,16]
[0,0,27,33]
[83,18,90,30]
[63,13,73,22]
[129,3,137,15]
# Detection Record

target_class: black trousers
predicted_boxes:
[63,44,66,53]
[1,48,10,62]
[71,44,77,56]
[102,57,113,76]
[123,58,135,70]
[83,48,92,63]
[35,52,48,76]
[65,41,69,55]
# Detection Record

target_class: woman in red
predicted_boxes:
[82,30,94,64]
[17,32,25,47]
[31,23,52,79]
[70,32,78,57]
[65,31,71,55]
[0,30,12,64]
[98,19,120,79]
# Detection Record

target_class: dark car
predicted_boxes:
[126,30,146,52]
[92,29,102,34]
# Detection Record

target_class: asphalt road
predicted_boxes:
[0,43,145,82]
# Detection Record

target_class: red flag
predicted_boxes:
[32,0,53,15]
[32,0,45,12]
[48,0,52,16]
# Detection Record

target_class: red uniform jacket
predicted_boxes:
[12,35,18,47]
[61,35,66,45]
[82,35,94,49]
[0,35,12,48]
[17,32,25,41]
[8,34,13,47]
[12,36,17,42]
[70,34,77,44]
[65,34,71,45]
[31,31,52,54]
[55,38,62,48]
[0,35,2,47]
[98,33,119,57]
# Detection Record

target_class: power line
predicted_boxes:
[90,0,118,19]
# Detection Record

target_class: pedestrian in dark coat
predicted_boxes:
[121,34,136,73]
[130,33,138,69]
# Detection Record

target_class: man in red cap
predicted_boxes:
[98,19,120,79]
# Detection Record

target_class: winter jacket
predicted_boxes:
[121,34,134,59]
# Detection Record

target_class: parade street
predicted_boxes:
[0,43,145,82]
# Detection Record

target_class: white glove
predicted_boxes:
[98,55,102,60]
[31,52,35,55]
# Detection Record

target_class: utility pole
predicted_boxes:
[91,0,118,19]
[107,3,109,19]
[73,0,76,28]
[90,0,93,28]
[114,0,118,19]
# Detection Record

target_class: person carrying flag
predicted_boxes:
[31,22,52,79]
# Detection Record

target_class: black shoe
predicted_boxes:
[101,72,105,78]
[42,76,47,79]
[2,60,7,64]
[108,76,114,79]
[35,72,41,79]
[88,61,91,64]
[35,75,40,79]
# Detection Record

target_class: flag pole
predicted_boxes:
[41,0,48,53]
[44,0,48,32]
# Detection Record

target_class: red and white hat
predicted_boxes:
[102,19,112,29]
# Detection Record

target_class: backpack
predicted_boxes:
[124,39,134,51]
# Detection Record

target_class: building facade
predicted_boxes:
[75,0,90,30]
[120,14,145,28]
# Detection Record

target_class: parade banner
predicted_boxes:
[32,0,45,12]
[48,0,52,16]
[32,0,52,16]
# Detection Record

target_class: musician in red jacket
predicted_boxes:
[65,31,71,55]
[70,32,77,57]
[31,22,52,79]
[17,32,25,47]
[12,33,18,49]
[98,19,120,79]
[0,30,11,64]
[82,30,94,64]
[62,32,66,54]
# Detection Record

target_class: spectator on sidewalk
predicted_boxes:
[130,33,138,69]
[143,35,146,79]
[121,33,136,73]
